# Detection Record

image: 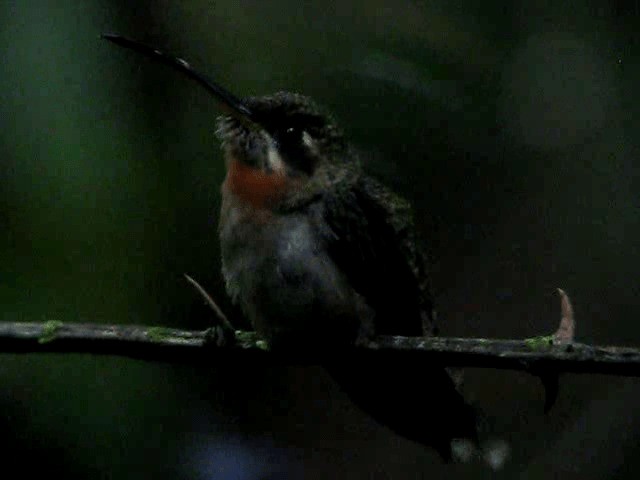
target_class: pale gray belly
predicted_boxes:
[219,207,368,349]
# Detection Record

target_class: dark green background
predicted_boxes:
[1,1,639,478]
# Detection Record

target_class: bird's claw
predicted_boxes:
[204,324,236,347]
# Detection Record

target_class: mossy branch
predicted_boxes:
[0,321,639,376]
[0,288,636,376]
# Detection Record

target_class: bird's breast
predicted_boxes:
[218,201,366,350]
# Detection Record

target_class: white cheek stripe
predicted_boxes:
[264,133,286,174]
[302,131,318,154]
[302,131,313,148]
[267,144,286,174]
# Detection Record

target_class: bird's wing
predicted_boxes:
[312,174,435,337]
[316,177,478,460]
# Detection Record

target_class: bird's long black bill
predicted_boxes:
[101,33,256,126]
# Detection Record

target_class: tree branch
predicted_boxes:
[0,321,639,376]
[0,288,635,376]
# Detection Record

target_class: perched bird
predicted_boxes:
[103,34,478,460]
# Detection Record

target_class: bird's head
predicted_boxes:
[102,34,359,210]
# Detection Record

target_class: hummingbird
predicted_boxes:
[102,34,479,460]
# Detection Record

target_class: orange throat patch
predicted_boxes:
[223,158,290,210]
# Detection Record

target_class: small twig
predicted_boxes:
[183,273,234,332]
[535,288,575,411]
[554,288,575,344]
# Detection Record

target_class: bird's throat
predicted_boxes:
[223,158,291,210]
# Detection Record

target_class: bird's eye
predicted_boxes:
[283,126,300,138]
[275,126,316,175]
[276,126,306,147]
